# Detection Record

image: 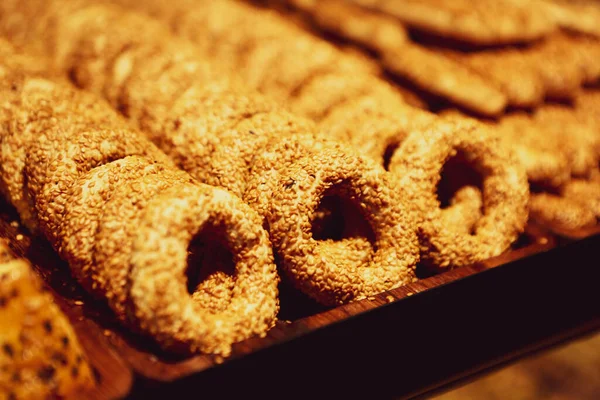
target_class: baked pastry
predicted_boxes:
[261,0,600,111]
[346,0,556,45]
[93,0,529,270]
[0,51,279,355]
[0,1,421,302]
[390,118,529,269]
[0,242,95,399]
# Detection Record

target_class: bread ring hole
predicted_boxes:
[437,150,485,235]
[186,223,236,313]
[311,186,377,247]
[529,182,560,195]
[382,142,401,171]
[437,150,484,209]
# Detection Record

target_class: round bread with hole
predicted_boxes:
[266,147,419,306]
[128,183,279,355]
[389,118,529,270]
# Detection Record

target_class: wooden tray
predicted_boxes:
[1,197,598,400]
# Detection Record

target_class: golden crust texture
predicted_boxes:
[389,118,529,270]
[383,44,508,117]
[57,156,169,296]
[276,0,600,112]
[540,0,600,38]
[0,257,95,400]
[105,0,436,136]
[130,183,280,355]
[439,186,484,235]
[0,75,170,246]
[529,193,597,231]
[100,0,529,270]
[265,147,419,305]
[446,99,600,190]
[444,97,600,233]
[348,0,557,45]
[0,0,423,303]
[94,170,193,322]
[532,104,600,178]
[441,109,572,188]
[0,56,280,355]
[494,113,572,188]
[439,32,600,104]
[561,179,600,218]
[280,0,510,116]
[242,132,421,304]
[442,48,546,108]
[104,0,529,260]
[287,0,409,52]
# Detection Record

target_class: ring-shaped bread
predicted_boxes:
[267,148,419,306]
[389,118,529,270]
[129,183,279,355]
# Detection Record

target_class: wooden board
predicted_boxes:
[1,196,598,399]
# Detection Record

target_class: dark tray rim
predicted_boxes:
[2,198,598,399]
[125,233,600,399]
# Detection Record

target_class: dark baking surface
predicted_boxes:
[1,194,599,399]
[431,329,600,400]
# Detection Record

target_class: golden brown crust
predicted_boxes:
[112,46,212,126]
[0,258,95,399]
[319,94,437,165]
[526,35,587,100]
[575,89,600,127]
[436,32,600,107]
[281,0,598,111]
[0,0,425,308]
[548,33,600,85]
[561,179,600,217]
[529,192,597,231]
[242,132,421,304]
[58,156,167,296]
[442,48,546,108]
[0,59,68,233]
[243,133,324,219]
[0,75,42,232]
[540,0,600,38]
[383,43,508,117]
[533,104,600,178]
[288,72,400,121]
[265,148,419,305]
[289,0,409,52]
[205,109,315,196]
[27,125,161,247]
[100,0,407,126]
[348,0,557,45]
[495,113,571,188]
[390,118,529,269]
[441,107,596,189]
[94,170,192,321]
[130,183,279,355]
[0,49,280,356]
[158,83,275,196]
[0,74,170,245]
[439,186,484,235]
[284,0,508,116]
